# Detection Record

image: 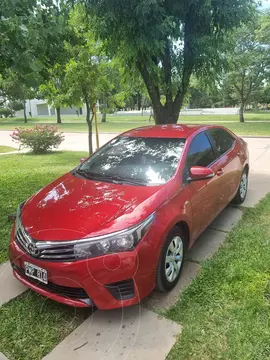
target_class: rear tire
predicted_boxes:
[231,168,248,205]
[156,226,187,292]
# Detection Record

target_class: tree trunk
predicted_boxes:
[137,92,142,110]
[102,112,106,122]
[239,104,245,123]
[56,107,62,124]
[136,52,190,125]
[23,101,27,123]
[86,103,93,155]
[154,105,181,125]
[137,59,183,124]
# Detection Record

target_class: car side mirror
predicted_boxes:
[80,157,87,164]
[188,166,215,182]
[8,214,16,222]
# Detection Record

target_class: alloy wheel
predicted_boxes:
[240,172,248,199]
[165,236,183,283]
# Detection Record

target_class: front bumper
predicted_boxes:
[8,227,156,309]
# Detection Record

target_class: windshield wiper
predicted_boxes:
[75,170,146,186]
[103,174,146,186]
[75,169,96,180]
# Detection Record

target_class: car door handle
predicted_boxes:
[216,169,224,176]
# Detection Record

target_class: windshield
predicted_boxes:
[78,136,186,186]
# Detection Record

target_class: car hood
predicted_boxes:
[22,172,167,241]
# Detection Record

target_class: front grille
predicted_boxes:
[13,265,89,300]
[39,246,75,261]
[15,227,76,262]
[16,227,31,253]
[105,279,135,300]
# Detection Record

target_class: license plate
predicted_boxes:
[24,262,48,284]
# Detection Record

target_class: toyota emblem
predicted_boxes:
[28,243,40,257]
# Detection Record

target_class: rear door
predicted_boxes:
[183,132,221,240]
[207,128,242,209]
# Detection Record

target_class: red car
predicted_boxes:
[9,125,249,310]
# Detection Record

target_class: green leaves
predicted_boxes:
[11,125,65,154]
[1,0,69,82]
[223,16,270,120]
[80,0,257,124]
[39,63,70,109]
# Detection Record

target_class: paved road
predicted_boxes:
[0,130,116,152]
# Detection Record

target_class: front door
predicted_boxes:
[183,132,223,240]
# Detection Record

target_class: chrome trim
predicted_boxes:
[41,248,74,254]
[80,298,93,306]
[15,223,76,261]
[14,208,155,261]
[34,212,155,249]
[39,254,75,260]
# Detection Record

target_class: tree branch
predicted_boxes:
[233,82,242,96]
[161,40,173,109]
[136,55,162,111]
[172,13,194,117]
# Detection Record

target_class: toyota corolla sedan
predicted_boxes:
[9,124,249,309]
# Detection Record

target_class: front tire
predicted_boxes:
[156,226,187,292]
[231,168,248,205]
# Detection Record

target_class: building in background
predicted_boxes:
[15,99,100,117]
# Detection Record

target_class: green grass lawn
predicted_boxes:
[0,152,89,360]
[217,122,270,136]
[0,112,270,136]
[166,195,270,360]
[0,145,17,153]
[0,292,89,360]
[0,152,87,264]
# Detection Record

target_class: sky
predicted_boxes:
[261,0,270,8]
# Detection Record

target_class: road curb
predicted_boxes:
[240,135,270,139]
[0,351,9,360]
[0,151,20,156]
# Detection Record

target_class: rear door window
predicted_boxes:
[208,129,235,157]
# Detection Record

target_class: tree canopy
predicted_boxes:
[1,0,269,140]
[63,5,117,153]
[80,0,257,124]
[225,19,269,122]
[1,0,69,77]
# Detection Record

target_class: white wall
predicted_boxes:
[180,108,240,116]
[15,99,88,118]
[114,108,240,117]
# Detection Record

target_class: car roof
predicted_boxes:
[121,124,219,139]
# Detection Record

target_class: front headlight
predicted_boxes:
[74,213,155,260]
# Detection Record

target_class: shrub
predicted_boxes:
[0,107,14,118]
[11,125,65,154]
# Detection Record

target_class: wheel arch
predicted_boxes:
[244,163,249,174]
[173,221,190,248]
